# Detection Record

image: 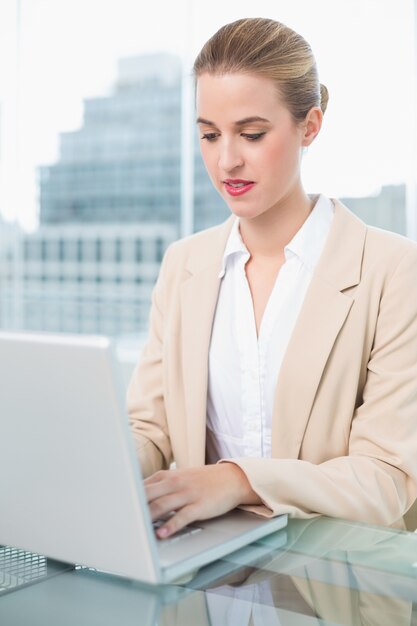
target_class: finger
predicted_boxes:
[156,505,198,539]
[145,479,174,504]
[145,471,186,503]
[143,470,169,486]
[148,493,188,522]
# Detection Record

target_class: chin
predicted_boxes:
[227,205,263,220]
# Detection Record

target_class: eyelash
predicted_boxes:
[200,132,266,142]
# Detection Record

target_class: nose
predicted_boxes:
[218,139,244,172]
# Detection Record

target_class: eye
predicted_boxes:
[201,133,219,142]
[241,132,266,141]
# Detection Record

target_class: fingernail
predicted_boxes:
[157,527,169,538]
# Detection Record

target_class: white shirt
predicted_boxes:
[206,580,282,626]
[206,194,334,463]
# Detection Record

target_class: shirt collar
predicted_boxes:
[218,217,249,278]
[284,194,334,269]
[218,194,334,278]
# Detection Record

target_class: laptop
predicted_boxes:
[0,331,287,585]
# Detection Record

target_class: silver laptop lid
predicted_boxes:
[0,331,161,583]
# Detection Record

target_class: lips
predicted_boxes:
[223,179,255,197]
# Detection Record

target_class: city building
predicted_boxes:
[341,185,406,236]
[0,222,176,337]
[38,53,227,232]
[0,220,17,329]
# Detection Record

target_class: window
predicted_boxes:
[135,241,143,263]
[59,239,65,262]
[41,240,47,262]
[115,239,122,263]
[76,240,83,262]
[1,0,415,340]
[155,237,165,263]
[95,240,102,263]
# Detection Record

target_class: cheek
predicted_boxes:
[260,134,301,173]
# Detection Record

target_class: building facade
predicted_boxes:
[0,222,176,336]
[38,53,227,232]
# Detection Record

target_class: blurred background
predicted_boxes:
[0,0,416,383]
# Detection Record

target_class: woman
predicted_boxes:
[127,17,417,538]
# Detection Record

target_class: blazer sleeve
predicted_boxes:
[222,246,417,526]
[126,245,174,478]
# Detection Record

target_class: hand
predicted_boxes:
[144,463,262,539]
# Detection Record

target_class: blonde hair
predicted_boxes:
[193,17,329,122]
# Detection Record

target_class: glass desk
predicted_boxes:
[1,516,417,625]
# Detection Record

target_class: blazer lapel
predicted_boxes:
[180,217,234,466]
[271,200,367,459]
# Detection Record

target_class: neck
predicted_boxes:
[238,186,314,259]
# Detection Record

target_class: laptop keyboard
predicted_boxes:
[153,519,203,544]
[0,546,48,594]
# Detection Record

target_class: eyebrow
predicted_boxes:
[196,116,271,126]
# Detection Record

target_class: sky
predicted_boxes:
[0,0,415,230]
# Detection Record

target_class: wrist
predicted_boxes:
[223,461,263,506]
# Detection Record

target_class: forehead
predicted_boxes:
[196,72,286,122]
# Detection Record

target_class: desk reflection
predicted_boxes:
[0,518,416,626]
[183,517,416,626]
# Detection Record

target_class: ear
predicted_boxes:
[301,106,323,147]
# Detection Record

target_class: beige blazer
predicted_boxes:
[127,199,417,526]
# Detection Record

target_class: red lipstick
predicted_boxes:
[223,179,255,197]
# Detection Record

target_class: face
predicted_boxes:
[196,72,318,221]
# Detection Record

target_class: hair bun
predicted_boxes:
[320,83,329,114]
